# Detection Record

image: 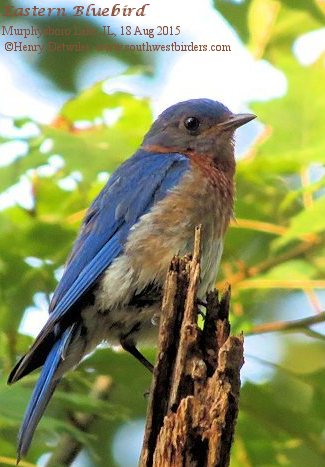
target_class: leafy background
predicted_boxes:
[0,0,325,466]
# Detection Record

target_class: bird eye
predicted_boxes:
[184,116,200,132]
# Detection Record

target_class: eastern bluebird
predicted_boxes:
[8,98,255,460]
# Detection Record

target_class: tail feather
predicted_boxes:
[17,328,72,462]
[8,333,55,385]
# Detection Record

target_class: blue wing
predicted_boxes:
[9,149,190,460]
[9,149,190,383]
[48,149,189,325]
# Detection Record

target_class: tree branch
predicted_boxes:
[219,238,322,289]
[247,311,325,336]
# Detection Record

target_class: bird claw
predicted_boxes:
[197,299,207,320]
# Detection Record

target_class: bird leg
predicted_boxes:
[120,339,154,373]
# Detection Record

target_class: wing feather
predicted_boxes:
[29,150,189,351]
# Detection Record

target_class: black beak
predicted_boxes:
[218,113,256,131]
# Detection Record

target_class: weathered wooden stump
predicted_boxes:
[140,226,244,467]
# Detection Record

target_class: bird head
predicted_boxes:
[142,98,256,175]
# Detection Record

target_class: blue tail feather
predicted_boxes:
[17,328,72,462]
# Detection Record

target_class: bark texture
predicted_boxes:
[140,226,244,467]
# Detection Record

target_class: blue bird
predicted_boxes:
[8,98,255,460]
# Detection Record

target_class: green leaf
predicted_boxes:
[273,196,325,248]
[45,90,152,181]
[255,259,317,280]
[214,0,253,43]
[249,58,325,174]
